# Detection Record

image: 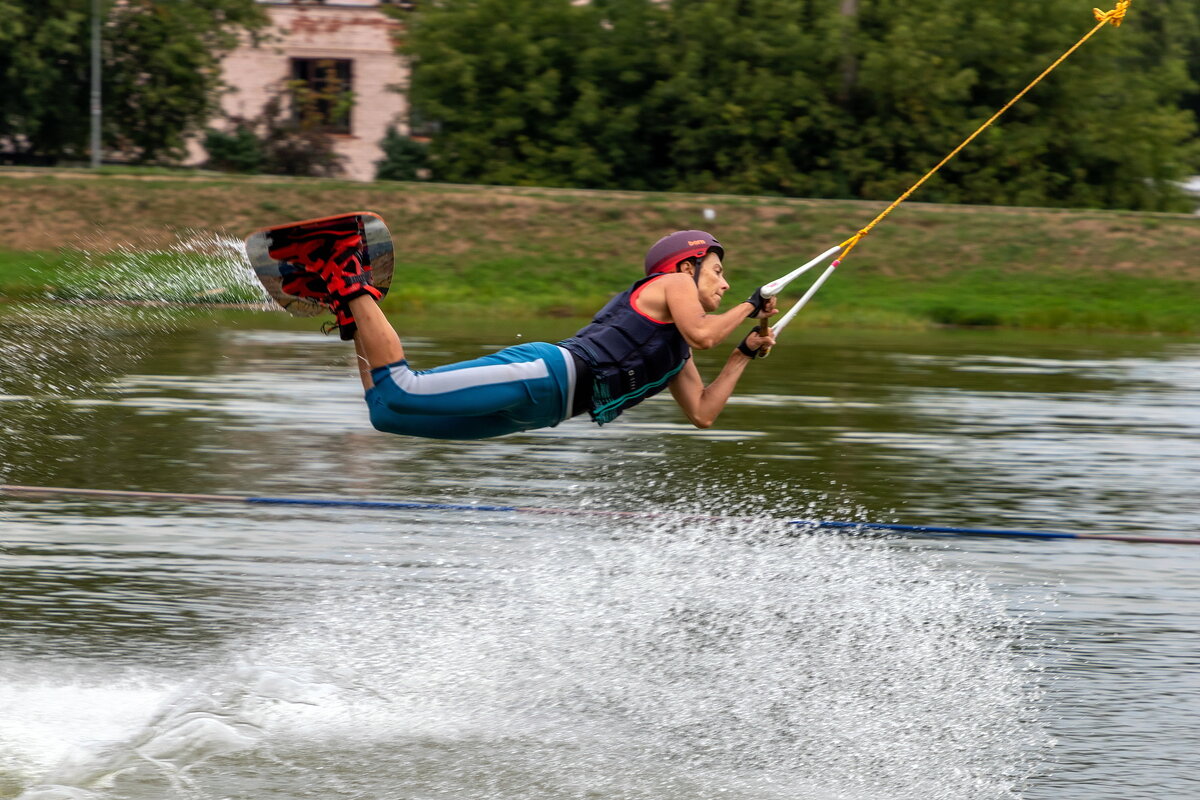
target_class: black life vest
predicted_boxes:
[559,275,691,424]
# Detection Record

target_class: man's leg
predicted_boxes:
[363,342,572,438]
[365,403,532,440]
[349,296,404,390]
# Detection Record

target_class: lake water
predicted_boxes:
[1,301,1198,800]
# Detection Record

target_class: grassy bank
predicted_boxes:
[1,167,1198,332]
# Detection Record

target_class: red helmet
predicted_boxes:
[644,230,724,277]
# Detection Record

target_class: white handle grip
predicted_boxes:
[759,245,842,298]
[771,261,839,338]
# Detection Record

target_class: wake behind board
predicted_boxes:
[245,212,394,317]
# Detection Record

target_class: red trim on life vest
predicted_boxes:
[630,274,671,324]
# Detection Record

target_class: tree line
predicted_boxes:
[1,0,1196,211]
[402,0,1200,210]
[0,0,267,164]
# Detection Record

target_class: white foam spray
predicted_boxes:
[0,232,271,485]
[43,232,270,308]
[6,506,1046,800]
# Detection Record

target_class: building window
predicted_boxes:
[290,58,354,134]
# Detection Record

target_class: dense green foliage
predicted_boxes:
[402,0,1200,211]
[203,123,264,174]
[375,126,432,181]
[0,0,266,163]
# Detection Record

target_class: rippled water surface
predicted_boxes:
[1,304,1197,800]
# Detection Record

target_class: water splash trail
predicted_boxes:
[42,231,270,309]
[0,231,270,489]
[2,514,1048,800]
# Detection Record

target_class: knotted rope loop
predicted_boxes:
[838,230,868,260]
[1094,1,1130,27]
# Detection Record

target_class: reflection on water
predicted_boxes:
[2,307,1199,800]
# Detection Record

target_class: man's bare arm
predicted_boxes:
[669,327,776,428]
[656,275,776,350]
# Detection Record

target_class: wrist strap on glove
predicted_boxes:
[744,287,768,318]
[737,332,761,359]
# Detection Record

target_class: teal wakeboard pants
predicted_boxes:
[365,342,579,440]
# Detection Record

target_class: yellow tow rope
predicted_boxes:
[834,0,1134,264]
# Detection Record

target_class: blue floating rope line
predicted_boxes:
[2,484,1197,546]
[245,496,520,513]
[787,519,1079,541]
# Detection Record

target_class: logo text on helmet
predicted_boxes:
[687,239,707,247]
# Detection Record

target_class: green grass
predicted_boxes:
[0,249,70,292]
[4,245,1195,332]
[1,168,1198,333]
[812,269,1200,333]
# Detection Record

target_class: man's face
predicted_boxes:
[693,251,729,312]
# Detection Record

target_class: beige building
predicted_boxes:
[192,0,413,181]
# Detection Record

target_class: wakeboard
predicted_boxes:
[244,211,394,316]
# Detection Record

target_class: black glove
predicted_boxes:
[737,331,762,358]
[744,287,769,318]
